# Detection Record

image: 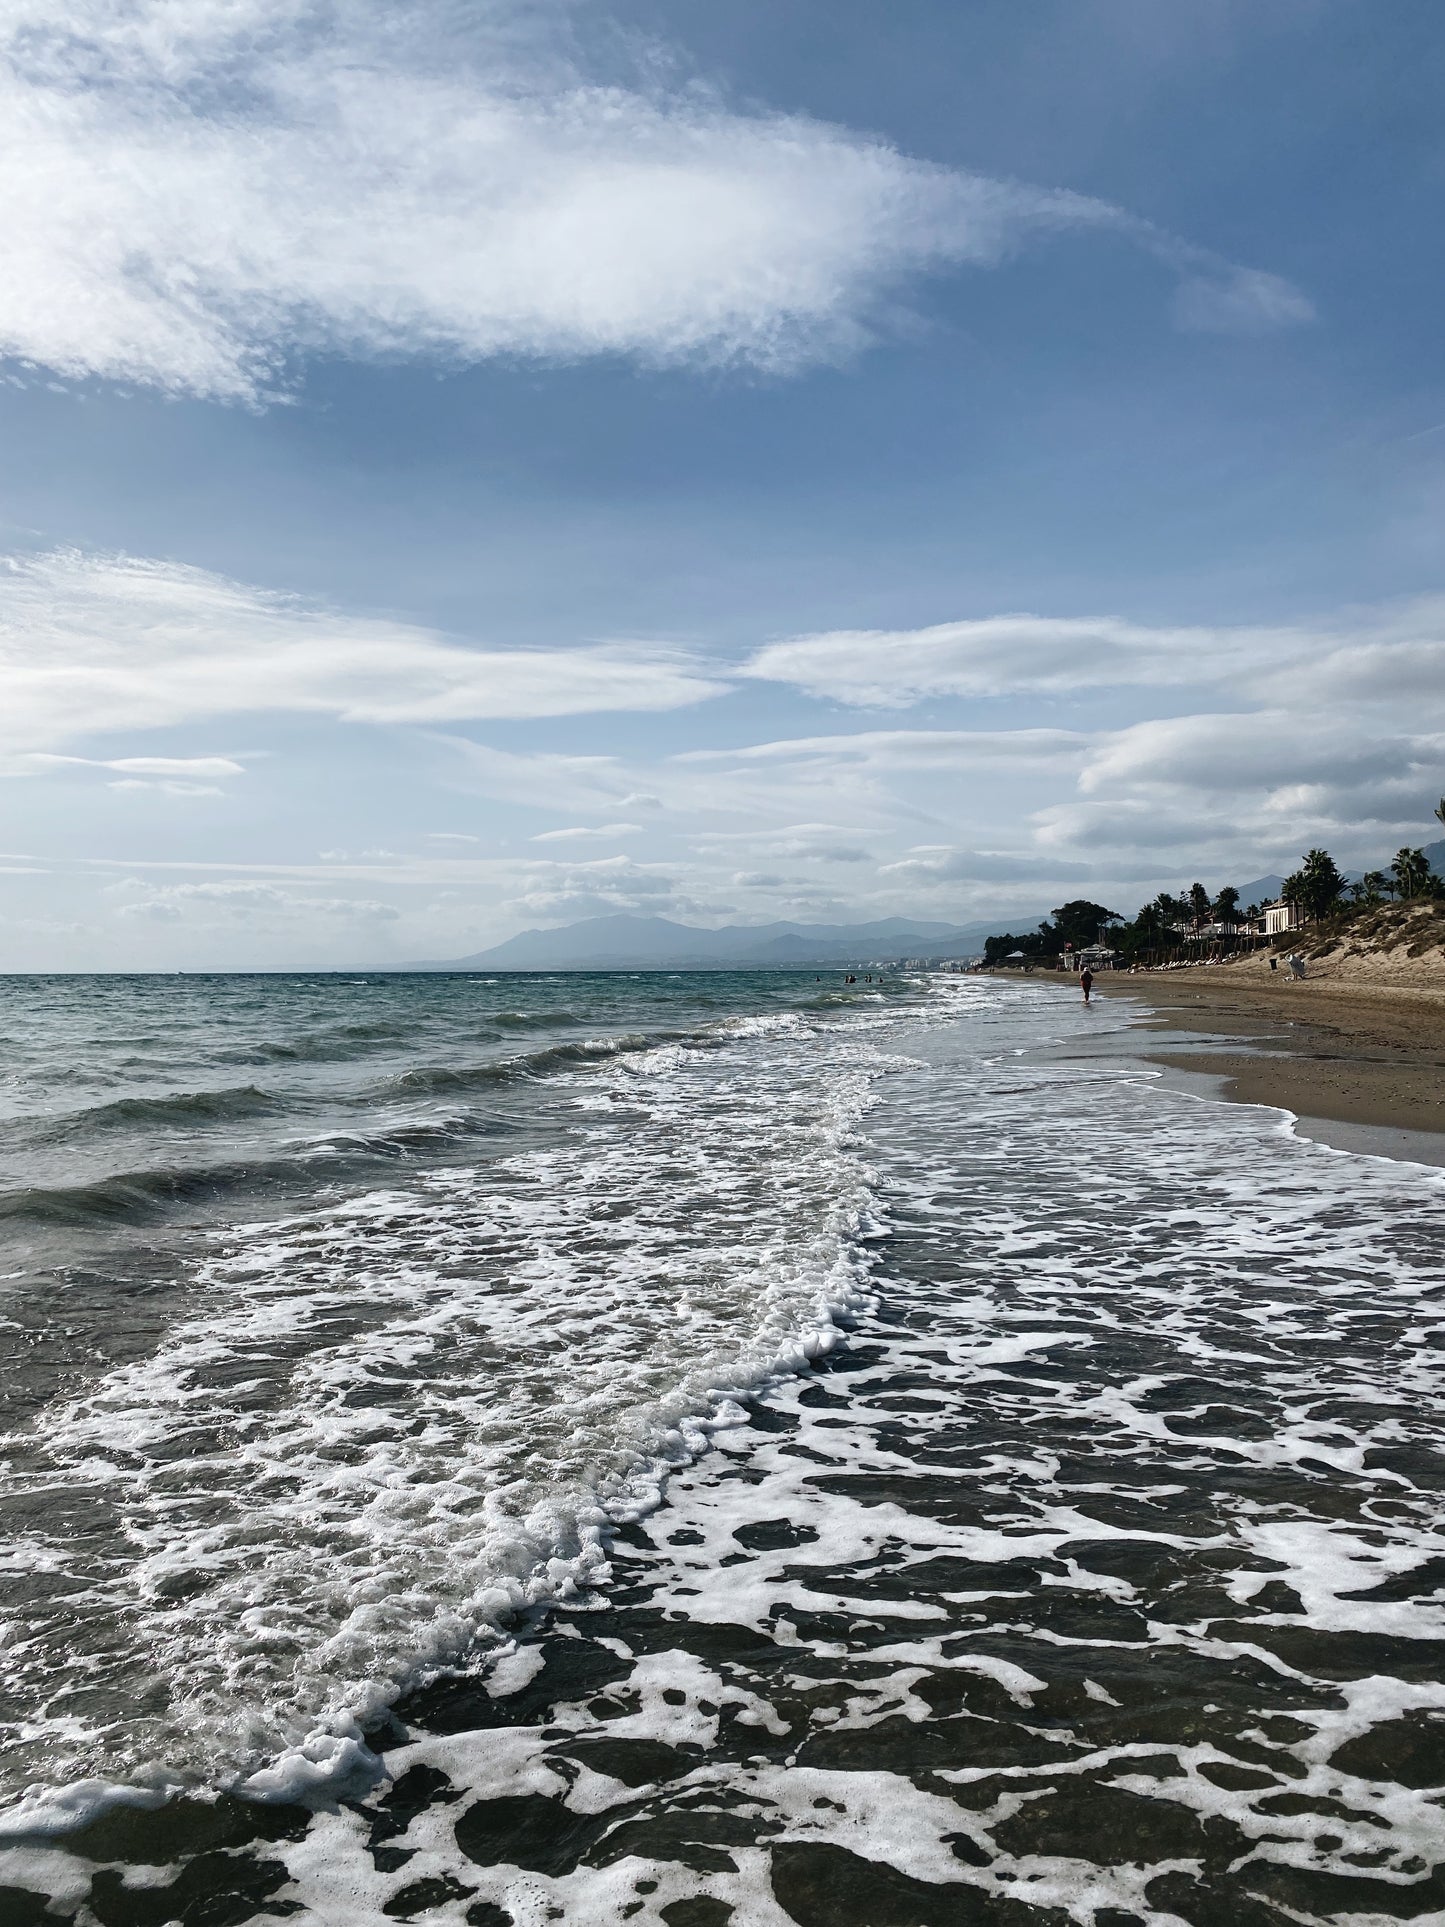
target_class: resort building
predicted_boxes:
[1260,900,1304,936]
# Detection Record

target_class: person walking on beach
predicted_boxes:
[1080,967,1094,1004]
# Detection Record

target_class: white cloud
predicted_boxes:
[111,877,400,921]
[107,779,225,796]
[0,548,725,751]
[0,0,1310,401]
[748,599,1445,710]
[27,753,248,777]
[677,727,1085,769]
[1031,799,1224,854]
[1171,265,1316,335]
[530,822,643,842]
[448,727,1088,849]
[692,824,872,864]
[1079,712,1444,798]
[880,846,1093,882]
[503,854,690,922]
[745,613,1304,705]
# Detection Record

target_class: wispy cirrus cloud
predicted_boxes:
[742,613,1297,704]
[0,548,724,753]
[745,599,1445,723]
[530,823,643,843]
[0,0,1311,402]
[109,877,402,923]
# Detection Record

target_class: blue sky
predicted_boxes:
[1,0,1442,966]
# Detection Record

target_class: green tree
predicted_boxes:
[1434,798,1445,834]
[1392,847,1433,900]
[1213,885,1241,922]
[1115,900,1169,963]
[983,923,1058,965]
[1359,870,1387,903]
[1283,849,1345,921]
[1049,900,1122,951]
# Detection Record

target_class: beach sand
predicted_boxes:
[1094,961,1445,1149]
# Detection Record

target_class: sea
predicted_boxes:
[1,967,1443,1927]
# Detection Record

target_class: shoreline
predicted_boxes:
[1092,963,1445,1154]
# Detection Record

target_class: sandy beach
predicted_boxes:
[1095,958,1445,1145]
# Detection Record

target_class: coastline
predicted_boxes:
[1092,961,1445,1155]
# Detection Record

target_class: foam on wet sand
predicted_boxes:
[3,978,1445,1924]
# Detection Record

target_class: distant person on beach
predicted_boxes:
[1080,967,1094,1003]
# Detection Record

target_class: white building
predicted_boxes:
[1261,900,1304,936]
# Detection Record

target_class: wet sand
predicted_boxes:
[1094,966,1445,1147]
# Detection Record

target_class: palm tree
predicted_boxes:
[1188,881,1211,928]
[1392,847,1432,900]
[1284,849,1345,922]
[1360,870,1387,903]
[1435,798,1445,834]
[1214,885,1241,922]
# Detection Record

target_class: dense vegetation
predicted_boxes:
[983,818,1444,969]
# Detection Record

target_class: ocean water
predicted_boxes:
[1,969,1443,1926]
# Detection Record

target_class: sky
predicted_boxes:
[1,0,1442,968]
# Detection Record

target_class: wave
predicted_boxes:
[0,1158,303,1226]
[208,1022,434,1066]
[24,1085,288,1144]
[0,1015,889,1836]
[378,1033,660,1096]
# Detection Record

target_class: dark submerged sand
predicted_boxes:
[1095,967,1445,1148]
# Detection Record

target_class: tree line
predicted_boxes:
[983,810,1444,968]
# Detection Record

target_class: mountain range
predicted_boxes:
[409,913,1010,972]
[408,846,1443,972]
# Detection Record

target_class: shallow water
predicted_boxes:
[2,972,1444,1924]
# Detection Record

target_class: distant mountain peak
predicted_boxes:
[406,911,1022,972]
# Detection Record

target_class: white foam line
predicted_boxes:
[1,996,964,1834]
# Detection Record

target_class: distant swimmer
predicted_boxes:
[1080,967,1094,1004]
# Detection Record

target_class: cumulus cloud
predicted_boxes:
[0,548,724,751]
[0,0,1310,401]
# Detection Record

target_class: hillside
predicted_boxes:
[1283,897,1445,987]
